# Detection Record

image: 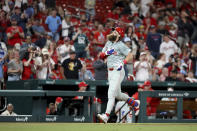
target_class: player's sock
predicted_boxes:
[127,98,138,107]
[105,113,110,117]
[105,98,115,115]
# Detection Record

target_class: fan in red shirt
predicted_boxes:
[132,81,160,116]
[6,17,24,46]
[22,51,34,80]
[93,24,106,48]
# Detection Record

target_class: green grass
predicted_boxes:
[0,123,197,131]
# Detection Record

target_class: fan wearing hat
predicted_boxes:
[60,50,82,80]
[146,24,162,59]
[56,36,75,63]
[160,32,178,62]
[134,52,151,81]
[6,17,24,47]
[97,27,139,123]
[73,82,88,100]
[36,48,55,79]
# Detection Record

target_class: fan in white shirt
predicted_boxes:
[156,53,166,69]
[62,16,73,37]
[56,37,75,63]
[35,48,55,80]
[185,72,197,83]
[134,52,151,81]
[1,104,17,116]
[129,0,140,15]
[160,34,178,62]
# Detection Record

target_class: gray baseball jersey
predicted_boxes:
[102,40,131,68]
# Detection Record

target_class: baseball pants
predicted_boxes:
[105,68,129,114]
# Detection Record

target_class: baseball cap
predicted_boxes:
[78,82,88,88]
[55,97,63,104]
[143,80,151,86]
[124,37,131,42]
[15,6,21,10]
[139,25,144,29]
[140,52,146,56]
[15,43,21,50]
[150,25,156,29]
[47,32,53,37]
[64,36,70,42]
[42,48,49,55]
[69,51,76,54]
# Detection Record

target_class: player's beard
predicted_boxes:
[107,34,118,42]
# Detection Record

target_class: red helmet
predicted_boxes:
[143,80,151,86]
[115,27,124,38]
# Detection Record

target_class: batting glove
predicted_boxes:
[106,49,115,56]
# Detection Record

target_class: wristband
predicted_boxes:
[123,60,128,64]
[99,52,107,59]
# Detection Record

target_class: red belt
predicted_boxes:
[108,68,114,71]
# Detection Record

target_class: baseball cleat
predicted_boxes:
[97,114,109,123]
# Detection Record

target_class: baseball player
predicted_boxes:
[97,27,140,123]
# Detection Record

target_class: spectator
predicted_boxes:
[134,52,151,81]
[32,19,46,36]
[62,16,72,38]
[177,10,193,47]
[72,27,90,58]
[185,71,197,83]
[34,32,47,49]
[60,51,82,79]
[129,0,140,15]
[160,33,178,62]
[47,103,57,115]
[79,62,94,81]
[189,44,197,78]
[45,9,61,42]
[1,103,17,116]
[56,37,75,64]
[146,25,162,59]
[140,0,154,17]
[7,50,23,81]
[22,51,34,80]
[159,67,169,82]
[93,55,107,80]
[156,53,166,69]
[35,48,55,80]
[6,17,24,48]
[0,10,10,42]
[165,70,180,81]
[93,24,106,52]
[21,35,36,49]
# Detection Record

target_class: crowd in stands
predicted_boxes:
[0,0,196,86]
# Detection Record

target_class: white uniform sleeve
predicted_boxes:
[119,42,131,56]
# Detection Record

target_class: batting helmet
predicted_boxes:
[115,27,124,38]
